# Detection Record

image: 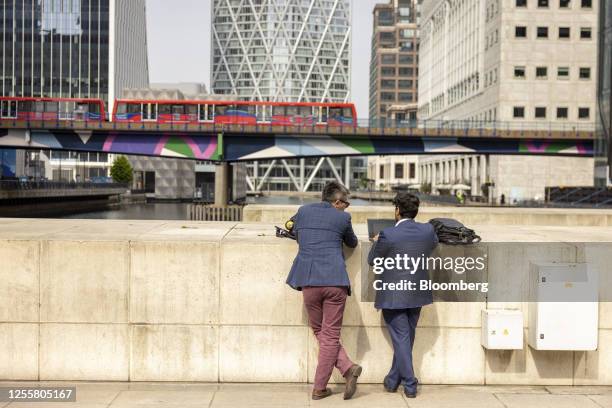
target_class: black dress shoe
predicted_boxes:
[383,376,398,392]
[312,388,332,400]
[404,389,417,398]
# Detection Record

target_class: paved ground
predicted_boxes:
[0,382,611,408]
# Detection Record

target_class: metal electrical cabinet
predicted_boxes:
[481,309,524,350]
[528,262,598,351]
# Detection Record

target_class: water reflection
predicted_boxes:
[60,196,389,220]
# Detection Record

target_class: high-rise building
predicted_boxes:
[211,0,366,192]
[367,0,420,190]
[595,0,611,184]
[211,0,351,103]
[0,0,149,112]
[369,0,420,123]
[0,0,149,186]
[416,0,598,202]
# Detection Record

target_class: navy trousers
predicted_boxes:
[382,307,422,394]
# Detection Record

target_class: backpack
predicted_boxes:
[428,218,481,245]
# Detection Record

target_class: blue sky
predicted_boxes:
[145,0,382,118]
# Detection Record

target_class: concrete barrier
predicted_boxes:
[0,218,611,384]
[243,204,612,227]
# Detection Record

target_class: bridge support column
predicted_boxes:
[214,163,229,207]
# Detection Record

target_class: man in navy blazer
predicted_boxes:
[367,192,438,398]
[286,181,362,401]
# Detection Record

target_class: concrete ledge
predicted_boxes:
[243,204,612,227]
[1,218,611,384]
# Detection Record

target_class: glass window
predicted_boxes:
[580,27,592,39]
[515,26,527,38]
[394,163,404,179]
[536,66,548,78]
[45,102,58,112]
[398,67,414,76]
[381,92,395,101]
[381,79,396,89]
[557,107,569,118]
[215,105,229,116]
[516,0,527,6]
[379,164,384,178]
[381,67,396,76]
[399,80,414,88]
[398,92,413,102]
[535,107,547,118]
[399,54,414,64]
[513,106,525,118]
[514,66,526,78]
[580,67,591,79]
[581,0,591,7]
[159,104,172,114]
[559,0,570,6]
[272,105,285,116]
[115,104,127,115]
[538,0,549,6]
[557,66,570,78]
[381,54,396,64]
[172,105,185,115]
[34,102,45,112]
[559,27,570,38]
[578,107,590,118]
[186,104,197,115]
[286,106,298,116]
[537,27,549,38]
[343,108,353,119]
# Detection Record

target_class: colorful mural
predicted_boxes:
[0,128,594,162]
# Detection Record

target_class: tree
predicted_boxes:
[110,156,133,184]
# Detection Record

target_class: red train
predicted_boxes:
[0,97,357,127]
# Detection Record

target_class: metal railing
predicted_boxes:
[0,180,128,191]
[0,115,597,136]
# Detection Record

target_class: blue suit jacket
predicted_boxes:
[367,219,438,309]
[286,202,358,294]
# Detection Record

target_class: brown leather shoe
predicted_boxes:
[312,388,332,400]
[343,364,362,400]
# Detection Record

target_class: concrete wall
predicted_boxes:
[244,204,612,226]
[0,218,611,384]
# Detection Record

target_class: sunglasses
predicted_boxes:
[337,199,351,208]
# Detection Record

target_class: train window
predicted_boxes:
[17,101,31,112]
[1,100,17,118]
[207,105,214,121]
[272,105,285,116]
[115,104,127,114]
[45,102,58,112]
[88,103,100,114]
[329,107,343,119]
[320,107,328,122]
[186,104,197,116]
[127,104,141,114]
[215,105,228,116]
[172,105,184,115]
[34,102,45,112]
[158,104,171,115]
[298,106,312,116]
[286,106,298,116]
[142,103,157,121]
[343,108,353,119]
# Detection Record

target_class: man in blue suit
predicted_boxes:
[286,181,362,401]
[367,192,438,398]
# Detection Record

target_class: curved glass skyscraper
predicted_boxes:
[211,0,351,103]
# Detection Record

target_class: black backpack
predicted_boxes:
[429,218,481,245]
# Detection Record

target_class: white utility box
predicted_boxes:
[481,309,523,350]
[528,262,598,351]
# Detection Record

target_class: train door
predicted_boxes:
[1,100,17,119]
[142,103,157,121]
[318,106,328,123]
[58,101,73,120]
[198,104,214,122]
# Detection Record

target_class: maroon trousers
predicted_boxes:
[302,286,354,391]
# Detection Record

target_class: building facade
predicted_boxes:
[369,0,420,123]
[416,0,598,202]
[367,155,419,189]
[211,0,366,192]
[0,0,148,109]
[595,0,611,185]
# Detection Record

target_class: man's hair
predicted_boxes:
[393,192,420,219]
[322,181,349,203]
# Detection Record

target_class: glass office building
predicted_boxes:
[596,0,612,184]
[0,0,149,108]
[211,0,351,103]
